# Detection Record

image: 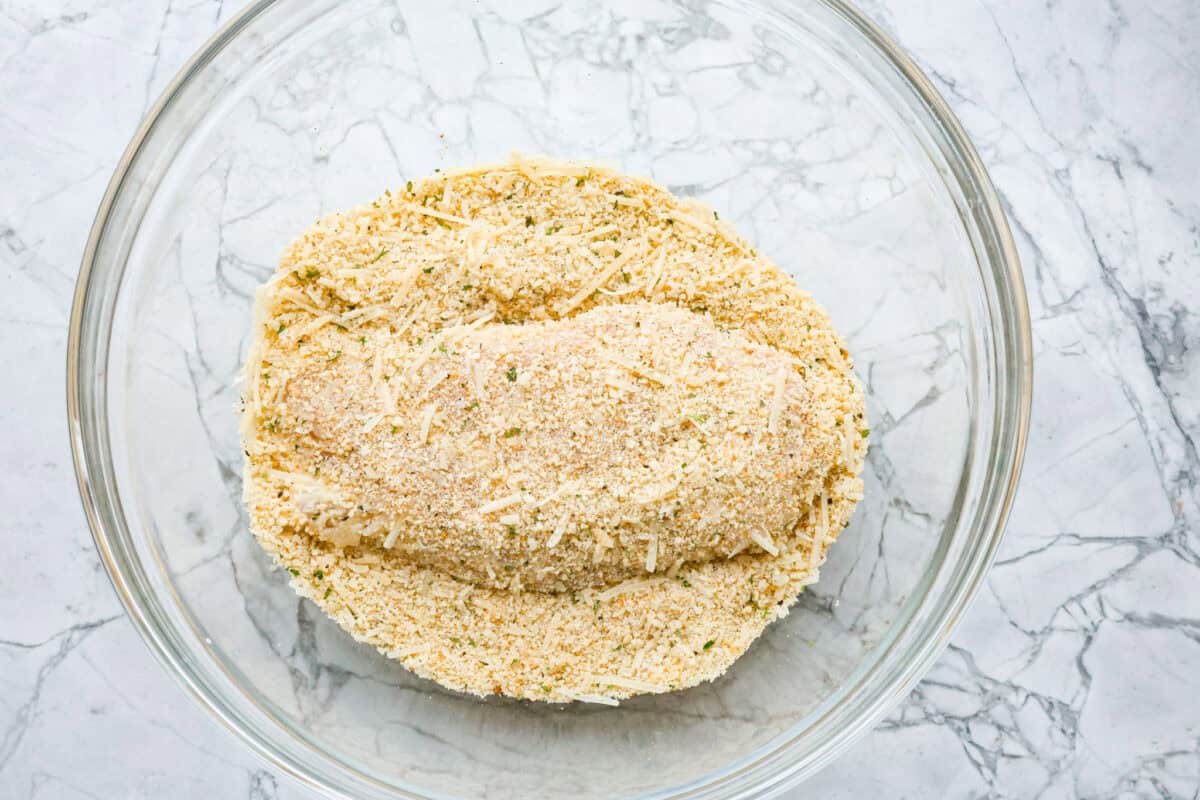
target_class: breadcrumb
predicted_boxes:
[242,155,867,703]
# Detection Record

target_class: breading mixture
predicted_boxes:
[241,155,867,703]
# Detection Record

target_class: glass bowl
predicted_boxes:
[67,0,1031,797]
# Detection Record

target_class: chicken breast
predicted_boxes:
[273,302,830,592]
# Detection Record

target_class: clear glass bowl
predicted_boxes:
[67,1,1031,797]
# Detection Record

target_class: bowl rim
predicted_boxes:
[66,0,1032,797]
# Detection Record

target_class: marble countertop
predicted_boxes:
[3,0,1198,797]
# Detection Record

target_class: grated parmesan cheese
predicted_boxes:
[750,530,780,557]
[596,576,668,602]
[418,403,437,445]
[547,510,570,549]
[583,674,668,693]
[479,494,524,515]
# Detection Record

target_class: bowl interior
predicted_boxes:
[83,0,1011,797]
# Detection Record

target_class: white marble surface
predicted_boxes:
[2,0,1198,798]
